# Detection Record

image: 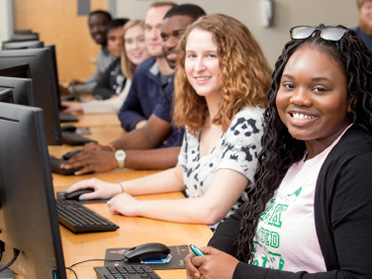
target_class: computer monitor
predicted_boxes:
[0,63,31,79]
[14,29,33,35]
[45,44,79,123]
[0,78,34,106]
[0,64,34,106]
[45,45,62,108]
[0,102,67,279]
[2,40,44,50]
[0,48,62,145]
[10,32,39,42]
[0,88,14,103]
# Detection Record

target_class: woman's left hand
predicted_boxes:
[107,193,140,216]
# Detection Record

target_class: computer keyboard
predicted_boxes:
[59,111,79,123]
[50,155,82,175]
[56,200,119,233]
[62,131,96,145]
[59,111,79,122]
[94,265,161,279]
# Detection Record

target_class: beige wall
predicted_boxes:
[0,0,13,43]
[3,0,360,78]
[115,0,359,67]
[11,0,109,83]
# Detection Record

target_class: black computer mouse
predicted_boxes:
[123,242,170,262]
[64,188,94,200]
[62,149,82,160]
[61,124,77,132]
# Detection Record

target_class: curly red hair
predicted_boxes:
[173,14,271,134]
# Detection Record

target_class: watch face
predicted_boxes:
[115,150,126,168]
[116,150,125,159]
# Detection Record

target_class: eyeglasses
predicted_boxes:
[290,25,349,41]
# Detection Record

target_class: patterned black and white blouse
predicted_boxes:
[178,106,265,229]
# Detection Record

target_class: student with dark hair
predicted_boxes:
[66,10,114,94]
[61,3,205,174]
[92,18,129,100]
[185,24,372,279]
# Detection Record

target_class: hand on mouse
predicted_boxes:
[107,193,140,217]
[61,101,83,113]
[66,178,124,200]
[185,246,238,279]
[60,149,117,175]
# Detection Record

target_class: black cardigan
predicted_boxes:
[209,125,372,279]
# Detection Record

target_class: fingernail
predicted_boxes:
[79,196,85,201]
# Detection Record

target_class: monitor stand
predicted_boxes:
[0,266,15,279]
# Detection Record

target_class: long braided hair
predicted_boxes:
[236,24,372,263]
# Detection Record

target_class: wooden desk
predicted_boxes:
[60,193,213,279]
[63,112,122,128]
[49,113,213,279]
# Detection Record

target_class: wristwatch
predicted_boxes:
[115,150,126,168]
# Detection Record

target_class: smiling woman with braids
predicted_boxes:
[185,24,372,279]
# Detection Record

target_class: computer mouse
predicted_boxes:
[123,242,170,262]
[61,124,77,132]
[62,149,82,160]
[64,188,94,200]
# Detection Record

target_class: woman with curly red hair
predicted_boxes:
[66,14,271,229]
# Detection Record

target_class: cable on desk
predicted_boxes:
[66,267,78,279]
[66,256,126,279]
[68,256,126,268]
[0,248,20,272]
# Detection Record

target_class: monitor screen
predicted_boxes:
[0,63,31,79]
[0,48,62,145]
[0,88,14,103]
[0,102,66,279]
[2,40,44,50]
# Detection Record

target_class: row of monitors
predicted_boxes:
[0,43,66,145]
[0,38,67,278]
[0,100,66,279]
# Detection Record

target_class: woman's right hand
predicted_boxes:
[185,246,238,279]
[65,178,123,200]
[185,247,206,279]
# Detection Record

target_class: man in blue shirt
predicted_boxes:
[62,4,206,174]
[118,2,175,131]
[118,57,173,131]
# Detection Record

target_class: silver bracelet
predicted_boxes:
[117,182,124,193]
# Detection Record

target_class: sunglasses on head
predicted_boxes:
[290,25,349,41]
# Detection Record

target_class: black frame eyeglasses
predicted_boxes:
[290,25,349,41]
